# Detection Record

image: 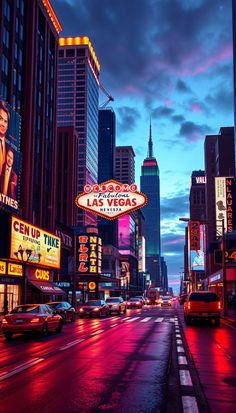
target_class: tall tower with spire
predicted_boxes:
[140,121,161,287]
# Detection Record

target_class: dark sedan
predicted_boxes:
[1,304,63,340]
[46,301,76,323]
[79,300,110,318]
[127,297,143,309]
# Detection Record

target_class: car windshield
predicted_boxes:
[189,293,219,302]
[163,296,170,300]
[129,298,140,301]
[11,305,40,314]
[106,298,120,303]
[85,301,101,306]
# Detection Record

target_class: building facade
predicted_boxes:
[0,0,64,313]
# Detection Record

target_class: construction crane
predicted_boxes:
[99,81,114,108]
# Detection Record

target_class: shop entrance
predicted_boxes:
[0,284,19,314]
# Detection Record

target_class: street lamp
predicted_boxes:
[14,247,33,304]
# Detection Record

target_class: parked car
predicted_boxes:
[106,297,127,315]
[127,297,143,309]
[184,291,221,325]
[1,304,63,340]
[79,300,110,318]
[178,294,188,305]
[46,301,76,323]
[161,296,172,307]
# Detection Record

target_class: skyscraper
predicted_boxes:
[57,36,100,228]
[140,123,161,287]
[0,0,62,230]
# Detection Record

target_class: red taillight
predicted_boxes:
[79,308,84,312]
[2,318,8,324]
[187,302,191,310]
[218,301,221,310]
[30,317,40,323]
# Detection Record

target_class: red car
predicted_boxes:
[1,304,63,340]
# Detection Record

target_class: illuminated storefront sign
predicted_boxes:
[0,100,21,211]
[76,234,102,275]
[10,217,61,269]
[188,221,200,250]
[75,179,147,220]
[7,262,23,276]
[0,261,6,274]
[215,177,236,235]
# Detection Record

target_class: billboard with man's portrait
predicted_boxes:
[0,100,21,210]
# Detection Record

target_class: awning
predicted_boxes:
[28,280,66,295]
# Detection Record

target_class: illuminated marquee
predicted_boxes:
[188,221,200,250]
[215,177,236,235]
[75,179,147,220]
[76,234,102,275]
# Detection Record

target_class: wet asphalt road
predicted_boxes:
[1,304,236,413]
[0,306,176,413]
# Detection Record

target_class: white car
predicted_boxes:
[106,297,127,315]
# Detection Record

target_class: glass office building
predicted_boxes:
[57,37,100,227]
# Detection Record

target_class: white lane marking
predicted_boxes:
[177,346,185,353]
[0,358,44,381]
[140,317,152,322]
[90,329,104,336]
[178,356,187,365]
[59,338,85,350]
[179,370,193,386]
[122,317,131,321]
[110,323,118,328]
[177,339,183,345]
[126,317,140,322]
[176,334,181,338]
[155,317,164,322]
[169,318,176,322]
[182,396,199,413]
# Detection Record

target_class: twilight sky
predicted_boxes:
[51,0,234,294]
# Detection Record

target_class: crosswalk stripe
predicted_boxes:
[155,317,164,322]
[140,317,152,322]
[126,317,140,322]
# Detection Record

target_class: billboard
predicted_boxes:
[0,100,21,210]
[76,234,102,275]
[10,217,61,269]
[190,224,206,272]
[215,177,236,236]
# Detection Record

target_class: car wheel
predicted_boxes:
[56,320,63,333]
[61,313,66,324]
[117,308,121,315]
[41,323,48,337]
[123,307,127,314]
[4,332,13,340]
[215,317,220,326]
[71,313,76,322]
[185,316,191,325]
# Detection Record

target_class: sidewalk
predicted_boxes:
[221,309,236,324]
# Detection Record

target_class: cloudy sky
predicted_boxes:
[51,0,234,294]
